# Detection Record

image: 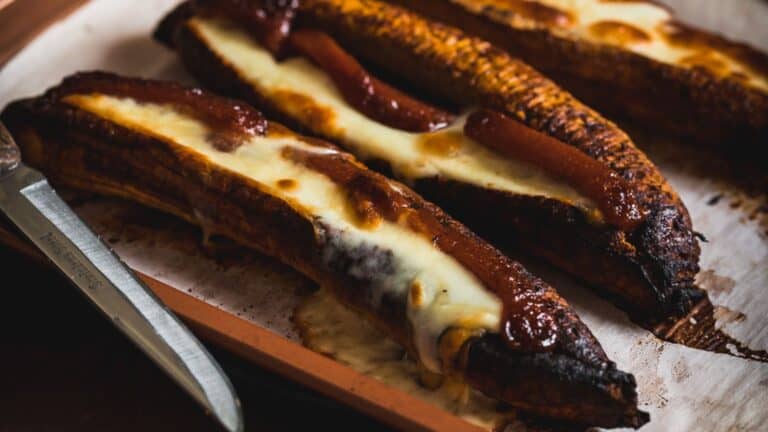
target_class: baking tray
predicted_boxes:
[0,1,766,431]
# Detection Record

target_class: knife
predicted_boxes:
[0,121,243,432]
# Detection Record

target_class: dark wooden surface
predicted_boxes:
[0,247,390,431]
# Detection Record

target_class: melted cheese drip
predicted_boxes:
[296,289,517,431]
[188,17,595,212]
[64,93,501,373]
[451,0,768,91]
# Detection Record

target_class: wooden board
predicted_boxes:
[1,1,766,431]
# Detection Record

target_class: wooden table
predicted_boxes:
[0,2,388,430]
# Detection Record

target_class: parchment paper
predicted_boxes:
[1,1,766,430]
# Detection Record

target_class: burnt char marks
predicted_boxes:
[3,71,648,428]
[314,223,415,342]
[465,334,648,429]
[392,0,768,148]
[291,142,582,355]
[318,223,398,290]
[631,206,705,319]
[156,0,699,323]
[1,90,321,276]
[298,0,699,322]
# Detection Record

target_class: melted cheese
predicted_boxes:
[64,93,502,373]
[451,0,768,91]
[188,17,595,212]
[296,289,515,431]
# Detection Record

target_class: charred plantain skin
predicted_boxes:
[2,72,647,428]
[155,0,703,324]
[465,335,647,429]
[386,0,768,150]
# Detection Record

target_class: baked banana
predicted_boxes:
[386,0,768,148]
[155,0,704,326]
[2,72,648,428]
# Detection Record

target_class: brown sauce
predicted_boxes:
[202,1,454,132]
[57,72,267,152]
[283,146,559,353]
[464,109,645,231]
[201,0,300,55]
[286,29,455,133]
[58,72,559,354]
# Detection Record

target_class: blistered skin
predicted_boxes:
[464,109,645,231]
[388,0,768,148]
[298,0,703,321]
[194,0,643,230]
[155,0,702,323]
[51,74,559,358]
[1,72,647,428]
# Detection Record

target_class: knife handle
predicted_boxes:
[0,121,21,176]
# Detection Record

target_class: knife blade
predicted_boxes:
[0,122,243,432]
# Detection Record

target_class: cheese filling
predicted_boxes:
[64,93,502,373]
[452,0,768,91]
[187,17,596,213]
[296,289,512,430]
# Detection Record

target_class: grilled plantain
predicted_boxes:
[155,0,704,326]
[386,0,768,149]
[2,72,648,428]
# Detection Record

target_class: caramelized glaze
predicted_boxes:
[283,146,559,352]
[286,29,454,132]
[465,109,645,231]
[272,89,337,133]
[202,1,454,132]
[203,0,300,55]
[589,20,651,45]
[416,130,464,157]
[277,178,299,190]
[4,67,653,427]
[57,72,267,151]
